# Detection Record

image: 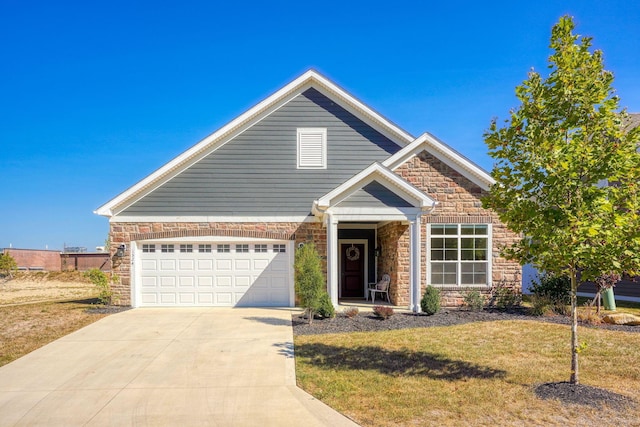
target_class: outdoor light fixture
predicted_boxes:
[115,244,126,257]
[374,246,382,257]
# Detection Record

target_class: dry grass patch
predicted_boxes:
[294,320,639,426]
[0,272,97,305]
[0,300,110,367]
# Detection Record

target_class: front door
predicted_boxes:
[340,243,365,298]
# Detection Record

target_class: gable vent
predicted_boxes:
[297,128,327,169]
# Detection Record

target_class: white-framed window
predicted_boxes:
[161,244,174,253]
[180,244,193,253]
[273,244,286,253]
[199,244,212,253]
[217,244,230,253]
[255,244,267,253]
[236,244,249,253]
[142,244,156,253]
[297,128,327,169]
[428,224,490,286]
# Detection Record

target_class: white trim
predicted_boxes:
[109,215,319,223]
[95,70,413,218]
[410,217,421,312]
[297,128,327,169]
[314,162,437,215]
[383,132,495,191]
[326,213,339,307]
[338,239,369,299]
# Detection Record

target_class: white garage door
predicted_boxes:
[136,240,292,307]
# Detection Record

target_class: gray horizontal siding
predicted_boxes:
[336,181,414,208]
[122,88,403,216]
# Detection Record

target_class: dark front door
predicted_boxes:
[340,243,365,298]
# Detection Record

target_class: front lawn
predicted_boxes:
[294,320,639,426]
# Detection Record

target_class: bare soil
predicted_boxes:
[0,272,98,305]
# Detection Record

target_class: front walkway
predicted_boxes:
[0,308,358,426]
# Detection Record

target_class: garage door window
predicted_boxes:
[217,244,230,253]
[198,244,211,253]
[142,244,156,253]
[180,244,193,253]
[255,244,267,253]
[273,244,286,253]
[161,244,174,253]
[236,244,249,253]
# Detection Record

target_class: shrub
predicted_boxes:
[316,292,336,319]
[421,286,441,315]
[84,268,112,305]
[529,295,554,316]
[578,304,602,325]
[0,252,17,278]
[530,274,571,306]
[463,289,484,311]
[343,307,359,318]
[373,305,394,319]
[294,243,329,324]
[492,281,522,309]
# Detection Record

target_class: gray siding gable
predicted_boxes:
[336,181,414,208]
[121,88,404,217]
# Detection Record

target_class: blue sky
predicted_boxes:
[1,1,639,251]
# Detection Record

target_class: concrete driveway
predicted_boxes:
[0,308,358,426]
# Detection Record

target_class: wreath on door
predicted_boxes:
[346,244,360,261]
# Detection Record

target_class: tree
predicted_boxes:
[0,252,18,278]
[483,16,640,385]
[294,243,327,324]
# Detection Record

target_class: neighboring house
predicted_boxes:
[95,70,521,311]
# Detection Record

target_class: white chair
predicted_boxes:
[369,274,391,303]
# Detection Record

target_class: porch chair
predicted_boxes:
[368,273,391,303]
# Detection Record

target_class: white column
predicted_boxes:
[409,215,422,313]
[326,213,339,307]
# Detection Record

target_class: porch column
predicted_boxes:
[326,213,339,307]
[409,215,422,313]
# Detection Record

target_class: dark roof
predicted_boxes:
[624,113,640,132]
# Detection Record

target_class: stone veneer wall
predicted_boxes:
[376,222,409,306]
[109,221,326,305]
[396,151,522,307]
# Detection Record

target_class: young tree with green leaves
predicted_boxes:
[483,16,640,385]
[0,252,18,278]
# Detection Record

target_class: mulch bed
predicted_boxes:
[535,382,636,410]
[292,307,640,336]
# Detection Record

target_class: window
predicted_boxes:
[273,244,286,253]
[142,244,156,253]
[198,244,212,253]
[180,244,193,253]
[297,128,327,169]
[217,244,230,253]
[255,244,267,253]
[429,224,490,286]
[236,244,249,253]
[161,244,174,253]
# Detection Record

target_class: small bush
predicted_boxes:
[373,305,394,319]
[530,274,571,306]
[421,286,441,315]
[0,252,17,278]
[493,282,522,309]
[316,292,336,319]
[343,307,359,318]
[578,304,602,325]
[463,290,485,311]
[84,268,112,305]
[529,295,553,316]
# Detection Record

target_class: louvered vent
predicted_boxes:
[297,128,326,169]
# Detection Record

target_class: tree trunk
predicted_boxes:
[570,273,579,384]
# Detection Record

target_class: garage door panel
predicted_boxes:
[138,240,291,307]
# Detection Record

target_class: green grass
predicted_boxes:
[295,320,639,426]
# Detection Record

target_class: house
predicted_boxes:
[95,70,521,311]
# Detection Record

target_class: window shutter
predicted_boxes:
[298,128,326,168]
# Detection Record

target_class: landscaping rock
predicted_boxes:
[602,313,640,326]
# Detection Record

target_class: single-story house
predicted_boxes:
[95,70,521,311]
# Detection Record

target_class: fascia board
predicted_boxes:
[383,132,495,191]
[317,163,436,209]
[96,70,414,218]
